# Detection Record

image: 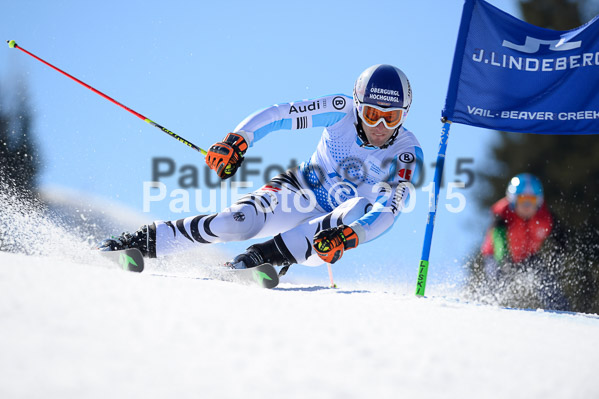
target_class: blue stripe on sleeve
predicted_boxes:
[312,112,347,128]
[252,118,293,143]
[412,146,424,183]
[387,159,398,182]
[356,202,388,227]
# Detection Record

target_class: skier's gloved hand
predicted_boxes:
[313,225,358,264]
[205,132,248,179]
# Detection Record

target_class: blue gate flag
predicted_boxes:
[443,0,599,135]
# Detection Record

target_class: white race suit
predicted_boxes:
[152,94,423,266]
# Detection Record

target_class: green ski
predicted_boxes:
[223,263,279,289]
[99,248,145,273]
[99,248,279,288]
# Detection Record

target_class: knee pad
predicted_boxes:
[214,203,262,241]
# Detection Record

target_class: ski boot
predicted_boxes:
[225,239,292,273]
[96,225,155,258]
[225,245,265,269]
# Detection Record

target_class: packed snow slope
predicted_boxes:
[1,250,599,399]
[1,187,599,398]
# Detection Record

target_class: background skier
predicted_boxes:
[481,173,568,309]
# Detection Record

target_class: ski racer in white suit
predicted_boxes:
[98,64,423,272]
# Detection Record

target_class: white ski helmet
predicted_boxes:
[353,64,412,148]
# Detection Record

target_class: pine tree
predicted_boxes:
[0,81,40,197]
[0,80,42,253]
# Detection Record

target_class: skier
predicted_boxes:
[480,173,568,309]
[98,64,422,272]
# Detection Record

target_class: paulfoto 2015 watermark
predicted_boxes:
[143,156,476,214]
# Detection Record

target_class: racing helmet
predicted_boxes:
[353,64,412,148]
[506,173,544,209]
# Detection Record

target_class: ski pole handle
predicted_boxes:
[6,40,207,156]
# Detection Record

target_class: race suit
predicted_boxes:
[151,94,423,266]
[480,197,569,310]
[481,197,554,264]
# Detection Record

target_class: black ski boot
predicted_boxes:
[225,246,265,269]
[96,225,155,258]
[225,238,292,270]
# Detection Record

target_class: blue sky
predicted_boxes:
[2,0,523,287]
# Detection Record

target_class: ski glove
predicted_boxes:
[205,133,248,179]
[313,225,358,264]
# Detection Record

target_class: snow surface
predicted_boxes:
[1,250,599,399]
[2,187,599,398]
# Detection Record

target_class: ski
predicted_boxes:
[99,249,279,288]
[218,263,279,289]
[155,264,280,289]
[99,248,145,273]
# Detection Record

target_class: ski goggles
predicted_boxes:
[358,103,405,128]
[516,194,539,207]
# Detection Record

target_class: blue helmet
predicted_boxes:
[353,64,412,111]
[506,173,544,209]
[353,65,412,148]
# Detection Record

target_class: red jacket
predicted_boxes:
[481,197,554,264]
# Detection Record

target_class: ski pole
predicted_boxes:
[327,263,337,288]
[6,40,207,156]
